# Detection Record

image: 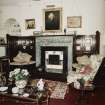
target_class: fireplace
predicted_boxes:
[35,35,73,81]
[41,46,68,75]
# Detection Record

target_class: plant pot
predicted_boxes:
[15,80,27,89]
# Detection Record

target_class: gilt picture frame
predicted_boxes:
[25,19,35,29]
[67,16,82,28]
[43,8,62,32]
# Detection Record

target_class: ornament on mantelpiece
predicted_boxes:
[46,5,55,8]
[64,28,66,35]
[74,31,77,35]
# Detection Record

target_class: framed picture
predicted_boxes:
[67,16,82,28]
[25,19,35,29]
[43,8,62,32]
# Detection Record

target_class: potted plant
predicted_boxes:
[9,68,29,89]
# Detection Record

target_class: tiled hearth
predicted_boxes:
[35,35,73,80]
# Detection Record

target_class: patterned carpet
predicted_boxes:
[30,79,68,99]
[50,81,68,99]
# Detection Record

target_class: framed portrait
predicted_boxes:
[43,8,62,32]
[25,19,35,29]
[67,16,82,28]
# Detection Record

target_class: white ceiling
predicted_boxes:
[0,0,40,6]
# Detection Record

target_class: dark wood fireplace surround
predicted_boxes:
[2,31,105,86]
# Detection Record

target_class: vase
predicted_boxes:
[15,80,27,89]
[12,87,19,94]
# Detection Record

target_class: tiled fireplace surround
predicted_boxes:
[36,35,73,80]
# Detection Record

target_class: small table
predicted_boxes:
[0,85,50,105]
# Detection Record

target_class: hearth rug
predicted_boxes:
[30,79,68,99]
[50,81,68,99]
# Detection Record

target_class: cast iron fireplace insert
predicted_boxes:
[40,46,68,81]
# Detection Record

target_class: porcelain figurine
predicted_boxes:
[37,78,44,91]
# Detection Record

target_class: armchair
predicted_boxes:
[67,54,104,89]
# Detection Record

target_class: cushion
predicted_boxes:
[90,54,103,70]
[79,64,93,74]
[77,55,91,65]
[13,51,32,63]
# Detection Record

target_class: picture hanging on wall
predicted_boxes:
[25,19,35,29]
[43,8,62,32]
[67,16,82,28]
